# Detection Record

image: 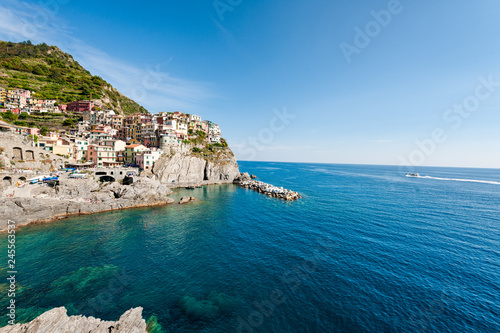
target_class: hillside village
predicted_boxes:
[0,87,224,171]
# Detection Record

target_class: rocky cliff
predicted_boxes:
[152,147,240,185]
[0,307,147,333]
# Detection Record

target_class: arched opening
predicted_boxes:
[99,175,115,182]
[25,150,34,161]
[18,176,26,182]
[3,176,12,186]
[12,147,22,161]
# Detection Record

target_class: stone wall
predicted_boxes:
[0,132,69,172]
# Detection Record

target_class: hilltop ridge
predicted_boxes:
[0,40,147,115]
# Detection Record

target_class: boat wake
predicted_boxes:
[416,175,500,185]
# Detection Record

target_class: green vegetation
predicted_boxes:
[146,315,163,333]
[0,109,81,131]
[62,119,75,127]
[0,40,148,115]
[13,120,27,126]
[0,111,17,122]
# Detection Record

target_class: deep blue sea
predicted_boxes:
[1,162,499,332]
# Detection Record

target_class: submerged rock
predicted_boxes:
[179,292,236,320]
[0,307,147,333]
[179,196,196,204]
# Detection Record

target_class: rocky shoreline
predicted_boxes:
[0,176,175,232]
[0,177,238,233]
[0,146,241,232]
[0,307,147,333]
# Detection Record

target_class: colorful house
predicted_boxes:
[136,149,162,170]
[124,144,147,165]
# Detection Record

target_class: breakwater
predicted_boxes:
[239,180,301,200]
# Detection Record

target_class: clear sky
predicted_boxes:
[1,0,500,168]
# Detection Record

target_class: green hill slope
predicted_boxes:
[0,40,147,115]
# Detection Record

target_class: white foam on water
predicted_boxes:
[417,175,500,185]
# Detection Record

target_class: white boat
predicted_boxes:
[406,173,420,177]
[28,175,47,184]
[69,173,87,179]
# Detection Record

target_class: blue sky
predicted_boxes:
[1,0,500,168]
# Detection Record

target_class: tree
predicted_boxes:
[1,111,17,122]
[62,119,74,126]
[40,126,49,136]
[18,112,29,119]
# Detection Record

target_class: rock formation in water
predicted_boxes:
[179,196,197,204]
[0,307,147,333]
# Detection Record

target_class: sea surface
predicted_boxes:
[1,162,499,332]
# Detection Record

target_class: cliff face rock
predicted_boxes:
[0,307,147,333]
[152,148,240,185]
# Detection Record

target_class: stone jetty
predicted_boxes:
[238,179,301,200]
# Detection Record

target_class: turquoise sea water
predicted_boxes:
[1,162,499,332]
